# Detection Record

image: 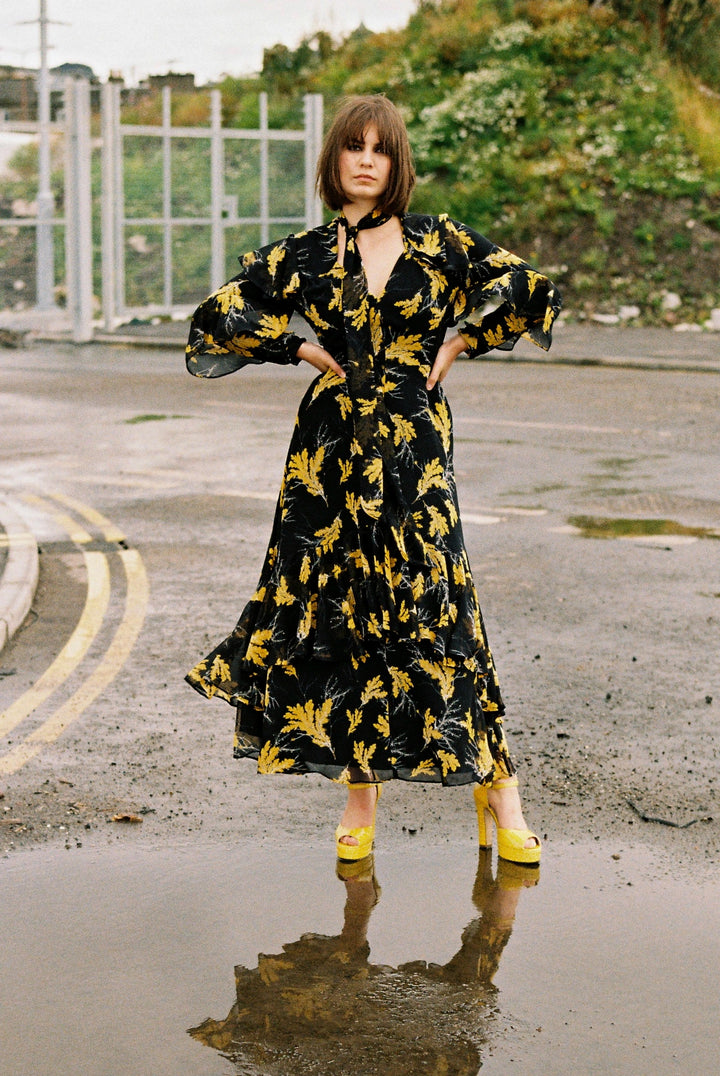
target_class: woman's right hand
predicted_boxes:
[296,341,345,379]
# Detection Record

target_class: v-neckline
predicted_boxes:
[334,218,406,301]
[363,243,407,300]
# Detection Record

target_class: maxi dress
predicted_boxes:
[185,212,561,786]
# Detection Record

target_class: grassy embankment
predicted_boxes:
[1,0,718,323]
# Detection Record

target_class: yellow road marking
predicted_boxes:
[0,548,148,776]
[48,491,126,543]
[0,550,110,738]
[22,493,94,544]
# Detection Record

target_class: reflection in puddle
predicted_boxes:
[189,851,538,1075]
[568,515,720,541]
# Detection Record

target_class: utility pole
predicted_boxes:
[35,0,55,310]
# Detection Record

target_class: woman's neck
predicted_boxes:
[341,199,385,226]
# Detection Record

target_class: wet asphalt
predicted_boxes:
[0,334,719,1074]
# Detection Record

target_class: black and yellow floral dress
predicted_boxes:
[185,212,560,786]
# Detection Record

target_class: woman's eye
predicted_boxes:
[347,142,362,152]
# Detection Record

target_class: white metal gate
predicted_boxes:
[0,81,323,342]
[100,85,324,332]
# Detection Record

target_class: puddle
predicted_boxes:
[1,840,718,1075]
[568,515,720,542]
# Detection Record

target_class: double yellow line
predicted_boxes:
[0,492,148,775]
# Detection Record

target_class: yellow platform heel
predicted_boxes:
[473,777,541,866]
[335,782,382,862]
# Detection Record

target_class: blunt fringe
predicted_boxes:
[316,95,416,215]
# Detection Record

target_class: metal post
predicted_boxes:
[162,86,173,308]
[210,89,225,289]
[303,93,324,229]
[101,82,117,330]
[64,79,93,342]
[259,92,269,246]
[113,82,125,319]
[36,0,55,310]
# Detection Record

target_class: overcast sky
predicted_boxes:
[1,1,419,84]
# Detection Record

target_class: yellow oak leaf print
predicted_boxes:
[428,503,449,537]
[258,743,295,774]
[386,334,424,366]
[361,677,387,704]
[444,497,459,525]
[429,307,444,331]
[347,708,362,734]
[353,742,377,772]
[505,312,527,334]
[266,243,287,277]
[486,248,524,268]
[438,749,461,776]
[544,298,557,332]
[420,658,455,701]
[389,666,412,696]
[392,414,416,445]
[284,698,332,748]
[411,573,424,600]
[431,399,452,453]
[453,561,466,586]
[484,326,506,348]
[306,304,331,331]
[423,266,447,301]
[358,496,382,519]
[358,397,377,417]
[422,708,443,744]
[287,446,325,499]
[229,334,262,357]
[350,298,369,329]
[246,628,273,665]
[395,293,422,317]
[283,272,300,298]
[216,282,245,314]
[411,758,436,777]
[363,457,383,485]
[417,458,446,496]
[315,515,342,553]
[444,216,472,251]
[209,654,231,682]
[370,307,382,352]
[374,714,390,739]
[274,576,295,606]
[258,313,288,338]
[414,231,442,257]
[299,555,311,584]
[525,269,543,296]
[297,594,317,638]
[339,459,353,483]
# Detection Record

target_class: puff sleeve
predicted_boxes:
[446,219,561,358]
[185,235,306,378]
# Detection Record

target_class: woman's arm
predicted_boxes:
[296,340,346,379]
[426,333,467,390]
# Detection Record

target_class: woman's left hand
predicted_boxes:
[426,334,467,390]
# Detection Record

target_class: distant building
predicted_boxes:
[147,72,196,93]
[0,66,37,122]
[0,63,99,121]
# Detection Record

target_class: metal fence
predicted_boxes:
[0,82,324,341]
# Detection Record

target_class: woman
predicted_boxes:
[185,94,561,865]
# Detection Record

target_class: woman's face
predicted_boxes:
[338,123,391,208]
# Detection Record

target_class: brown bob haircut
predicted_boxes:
[316,95,416,215]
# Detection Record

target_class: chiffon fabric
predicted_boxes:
[185,211,561,785]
